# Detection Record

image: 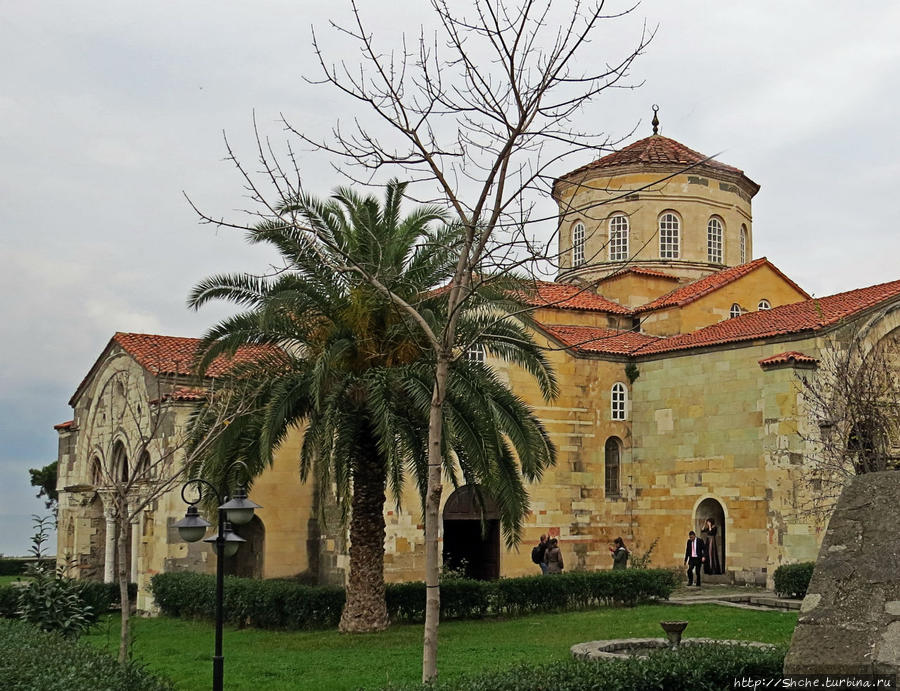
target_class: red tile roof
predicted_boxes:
[758,351,819,369]
[157,387,209,403]
[538,324,661,355]
[555,135,758,195]
[634,258,809,313]
[520,281,631,315]
[598,267,679,283]
[635,278,900,356]
[53,420,75,431]
[112,333,273,377]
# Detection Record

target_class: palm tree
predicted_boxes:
[187,179,557,632]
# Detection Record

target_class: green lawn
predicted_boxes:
[0,575,29,586]
[86,604,796,690]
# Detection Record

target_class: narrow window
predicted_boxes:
[608,214,629,262]
[611,382,627,421]
[604,437,621,497]
[757,299,771,311]
[707,217,724,264]
[659,213,680,259]
[740,225,748,263]
[729,303,742,319]
[465,343,485,362]
[572,222,585,267]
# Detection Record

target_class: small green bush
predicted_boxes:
[76,580,138,614]
[773,561,815,599]
[0,618,173,690]
[151,568,677,630]
[389,643,786,690]
[0,585,18,618]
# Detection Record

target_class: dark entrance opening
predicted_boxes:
[442,486,500,580]
[695,497,726,574]
[225,515,265,578]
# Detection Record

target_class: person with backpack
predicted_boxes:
[531,534,549,574]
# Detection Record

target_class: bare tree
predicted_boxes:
[797,333,900,519]
[83,368,257,664]
[190,0,651,681]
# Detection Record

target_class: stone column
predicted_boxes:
[103,510,116,584]
[130,511,142,583]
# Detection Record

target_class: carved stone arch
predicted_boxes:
[693,495,726,574]
[111,438,129,483]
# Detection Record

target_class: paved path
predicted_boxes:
[669,590,801,611]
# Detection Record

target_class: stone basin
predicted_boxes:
[571,638,775,661]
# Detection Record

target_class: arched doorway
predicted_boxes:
[442,486,500,580]
[226,516,265,579]
[695,497,725,574]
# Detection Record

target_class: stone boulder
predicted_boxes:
[784,470,900,674]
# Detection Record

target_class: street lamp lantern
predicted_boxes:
[177,460,258,691]
[204,521,245,558]
[175,505,211,543]
[219,486,262,526]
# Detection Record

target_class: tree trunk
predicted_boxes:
[338,433,389,633]
[422,355,449,683]
[116,499,131,664]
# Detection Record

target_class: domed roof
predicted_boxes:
[554,134,759,197]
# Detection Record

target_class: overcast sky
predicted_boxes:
[1,1,898,555]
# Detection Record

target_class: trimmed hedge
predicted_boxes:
[0,557,55,576]
[773,561,815,599]
[0,618,173,690]
[0,580,138,621]
[151,568,677,630]
[390,643,787,691]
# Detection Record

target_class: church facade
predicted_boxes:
[54,128,900,610]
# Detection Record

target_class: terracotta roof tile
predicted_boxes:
[53,420,75,431]
[635,258,809,313]
[556,135,757,192]
[538,324,661,355]
[112,333,274,377]
[758,351,819,369]
[635,278,900,356]
[521,281,631,315]
[598,267,679,283]
[158,387,209,403]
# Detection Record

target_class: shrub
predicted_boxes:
[773,561,815,599]
[0,618,173,690]
[151,568,677,630]
[0,557,55,576]
[76,580,138,614]
[388,643,786,690]
[0,586,18,618]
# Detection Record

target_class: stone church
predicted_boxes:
[53,125,900,610]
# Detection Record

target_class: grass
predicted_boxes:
[0,575,29,586]
[86,603,796,690]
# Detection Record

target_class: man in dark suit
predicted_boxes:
[684,530,706,587]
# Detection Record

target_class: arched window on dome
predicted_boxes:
[611,382,627,421]
[707,216,724,264]
[757,299,771,311]
[740,225,748,264]
[572,222,585,267]
[659,212,680,259]
[608,214,629,262]
[604,437,621,497]
[729,303,743,319]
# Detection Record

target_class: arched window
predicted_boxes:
[112,440,128,484]
[740,225,748,263]
[464,343,485,362]
[757,299,771,311]
[90,457,103,486]
[707,217,724,264]
[729,303,742,319]
[135,450,151,480]
[572,222,585,267]
[659,212,680,259]
[608,214,629,261]
[611,382,627,421]
[604,437,621,497]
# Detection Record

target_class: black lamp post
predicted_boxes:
[174,461,261,691]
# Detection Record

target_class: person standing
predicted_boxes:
[610,537,628,570]
[684,530,706,587]
[702,518,722,575]
[531,534,549,575]
[544,538,564,574]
